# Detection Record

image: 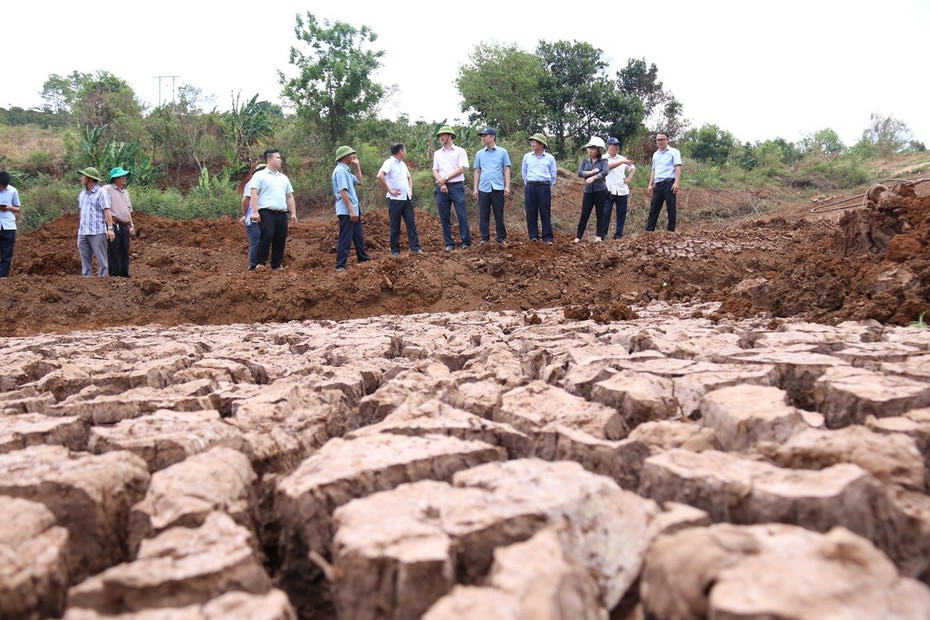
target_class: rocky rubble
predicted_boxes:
[1,302,930,618]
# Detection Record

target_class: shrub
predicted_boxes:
[19,175,77,230]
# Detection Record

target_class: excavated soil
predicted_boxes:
[2,180,928,337]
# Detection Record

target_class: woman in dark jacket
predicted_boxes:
[575,137,610,243]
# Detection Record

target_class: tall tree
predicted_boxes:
[455,43,546,136]
[863,112,913,158]
[280,13,385,150]
[72,71,144,142]
[40,71,91,115]
[535,40,645,156]
[617,58,686,138]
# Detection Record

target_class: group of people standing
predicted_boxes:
[0,130,680,279]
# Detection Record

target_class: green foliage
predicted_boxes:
[18,175,77,230]
[72,71,144,143]
[456,44,546,136]
[0,106,69,128]
[684,124,736,165]
[537,40,644,155]
[790,158,868,190]
[910,311,928,329]
[223,93,279,172]
[39,71,90,115]
[76,124,161,186]
[862,112,913,158]
[280,13,385,151]
[133,171,239,220]
[617,58,685,139]
[800,128,845,158]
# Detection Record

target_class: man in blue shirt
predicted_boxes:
[521,133,557,244]
[472,127,511,245]
[332,145,371,272]
[646,132,682,232]
[0,171,21,277]
[250,149,296,270]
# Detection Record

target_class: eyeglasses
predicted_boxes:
[656,138,668,141]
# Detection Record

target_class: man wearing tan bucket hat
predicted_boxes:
[521,133,557,244]
[76,166,114,277]
[432,125,471,251]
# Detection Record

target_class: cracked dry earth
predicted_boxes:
[3,302,930,619]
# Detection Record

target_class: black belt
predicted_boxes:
[655,178,674,183]
[526,181,550,185]
[443,181,463,185]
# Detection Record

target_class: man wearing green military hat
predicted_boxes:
[332,145,371,271]
[76,166,115,277]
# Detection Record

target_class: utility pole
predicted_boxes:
[153,75,181,106]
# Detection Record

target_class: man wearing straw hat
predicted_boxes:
[432,125,471,251]
[103,166,135,277]
[521,133,557,244]
[332,145,371,272]
[76,166,114,277]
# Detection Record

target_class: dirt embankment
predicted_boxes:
[1,182,928,337]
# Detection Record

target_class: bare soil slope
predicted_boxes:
[2,181,928,337]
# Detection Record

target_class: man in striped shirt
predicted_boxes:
[76,167,114,277]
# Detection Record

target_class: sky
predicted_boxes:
[7,0,929,148]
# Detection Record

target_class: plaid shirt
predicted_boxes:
[77,185,111,235]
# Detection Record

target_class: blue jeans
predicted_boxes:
[388,198,421,253]
[78,233,108,277]
[337,215,371,268]
[601,193,629,239]
[435,182,471,247]
[524,182,553,242]
[646,179,677,232]
[478,189,506,242]
[245,221,261,268]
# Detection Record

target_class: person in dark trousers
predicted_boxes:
[102,167,135,277]
[0,171,21,277]
[332,145,371,272]
[521,133,557,244]
[250,149,296,270]
[574,136,609,243]
[472,127,511,245]
[646,132,682,232]
[600,137,636,239]
[377,143,423,256]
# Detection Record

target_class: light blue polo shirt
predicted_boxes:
[332,162,360,216]
[652,146,682,182]
[474,146,511,192]
[252,169,293,212]
[0,185,20,230]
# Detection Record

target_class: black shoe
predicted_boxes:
[445,245,455,252]
[412,249,426,255]
[391,251,400,257]
[461,243,470,249]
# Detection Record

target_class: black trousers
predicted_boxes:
[337,215,370,268]
[256,210,289,268]
[0,228,15,277]
[576,189,607,239]
[107,223,131,277]
[478,189,507,242]
[646,179,677,231]
[388,198,422,253]
[600,194,629,239]
[524,183,553,242]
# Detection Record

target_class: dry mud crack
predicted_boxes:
[2,302,930,619]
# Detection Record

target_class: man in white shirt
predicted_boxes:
[432,126,471,251]
[600,137,636,239]
[250,149,297,270]
[377,143,423,256]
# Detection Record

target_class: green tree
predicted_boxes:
[455,43,546,136]
[685,123,736,165]
[280,13,385,151]
[223,93,279,172]
[72,71,144,142]
[616,58,686,138]
[535,40,646,155]
[800,128,845,158]
[39,71,91,115]
[863,112,913,158]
